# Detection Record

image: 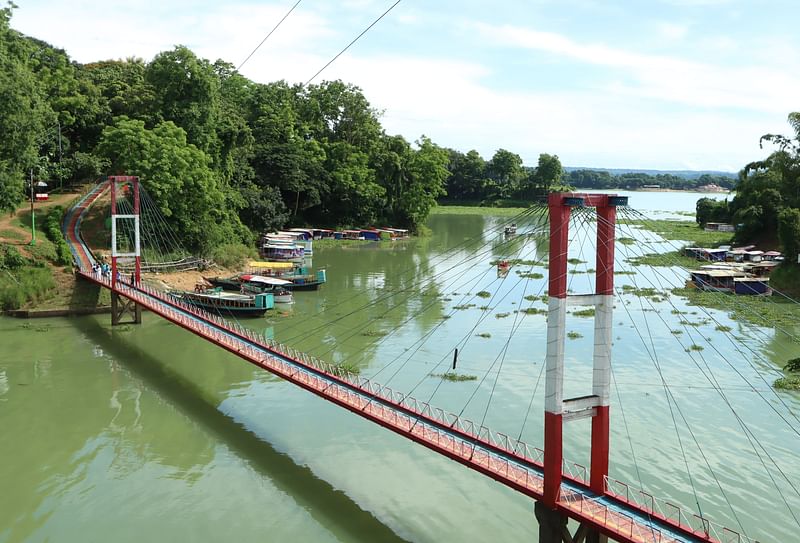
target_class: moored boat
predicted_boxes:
[248,261,327,290]
[260,242,305,262]
[169,288,274,316]
[689,269,747,292]
[239,275,295,303]
[733,277,772,296]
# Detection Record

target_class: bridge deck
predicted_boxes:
[62,181,741,543]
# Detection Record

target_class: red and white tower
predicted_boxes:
[542,192,626,509]
[109,175,141,289]
[109,175,142,325]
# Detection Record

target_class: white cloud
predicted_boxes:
[8,1,792,170]
[473,23,800,115]
[656,22,690,40]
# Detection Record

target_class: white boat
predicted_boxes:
[261,242,305,262]
[239,275,294,303]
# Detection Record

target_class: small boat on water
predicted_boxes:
[261,243,305,262]
[205,262,327,293]
[170,287,274,317]
[688,269,772,296]
[248,260,326,290]
[504,224,517,236]
[239,275,294,303]
[689,269,747,292]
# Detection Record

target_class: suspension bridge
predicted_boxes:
[60,176,796,543]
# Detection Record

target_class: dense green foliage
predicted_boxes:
[0,5,453,254]
[695,197,731,227]
[566,170,735,191]
[442,148,568,204]
[0,245,56,310]
[0,265,55,310]
[727,113,800,257]
[42,205,72,265]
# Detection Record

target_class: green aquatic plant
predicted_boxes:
[361,329,388,337]
[432,372,478,382]
[774,376,800,390]
[785,358,800,373]
[522,307,547,315]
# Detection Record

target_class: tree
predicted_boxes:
[375,135,448,229]
[0,4,51,212]
[533,153,563,193]
[696,197,730,226]
[145,46,220,154]
[445,149,487,202]
[96,117,247,252]
[778,208,800,263]
[485,149,524,200]
[84,58,158,125]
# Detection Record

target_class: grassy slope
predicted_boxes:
[0,188,111,311]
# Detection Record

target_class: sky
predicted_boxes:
[11,0,800,171]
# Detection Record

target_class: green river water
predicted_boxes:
[2,192,799,542]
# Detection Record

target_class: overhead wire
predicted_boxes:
[305,0,403,85]
[238,0,303,71]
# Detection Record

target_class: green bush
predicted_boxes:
[42,206,73,266]
[210,243,257,269]
[0,245,26,270]
[0,266,56,310]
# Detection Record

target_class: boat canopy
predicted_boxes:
[689,269,747,278]
[248,260,295,270]
[240,274,293,286]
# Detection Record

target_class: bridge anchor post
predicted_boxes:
[534,502,607,543]
[111,291,142,326]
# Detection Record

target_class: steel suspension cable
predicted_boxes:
[276,207,547,345]
[602,210,800,528]
[614,208,800,432]
[275,206,545,340]
[591,212,745,535]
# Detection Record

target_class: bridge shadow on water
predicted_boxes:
[77,317,411,543]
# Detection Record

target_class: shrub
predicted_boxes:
[42,206,73,266]
[210,243,257,269]
[0,266,56,310]
[0,245,26,270]
[786,358,800,373]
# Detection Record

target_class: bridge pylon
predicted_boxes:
[539,193,626,542]
[109,175,142,326]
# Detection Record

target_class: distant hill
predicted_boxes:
[564,167,737,180]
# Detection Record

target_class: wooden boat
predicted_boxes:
[203,275,241,291]
[689,269,747,292]
[170,287,274,317]
[239,275,294,303]
[247,261,327,290]
[206,262,327,292]
[260,242,305,262]
[734,277,772,296]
